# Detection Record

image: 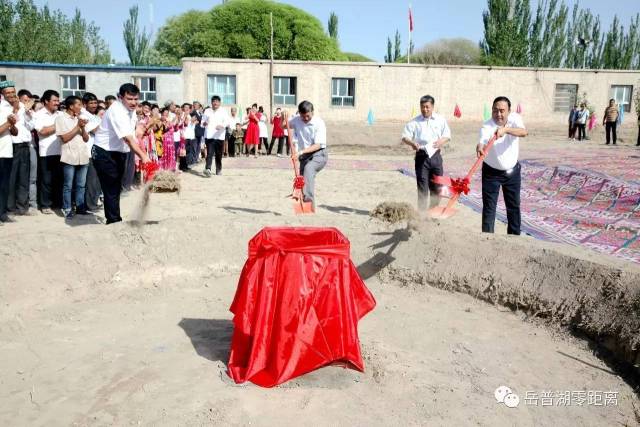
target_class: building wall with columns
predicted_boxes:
[182,58,640,125]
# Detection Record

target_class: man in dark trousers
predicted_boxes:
[402,95,451,211]
[602,98,619,145]
[92,83,149,224]
[80,92,102,211]
[190,101,205,166]
[476,96,528,235]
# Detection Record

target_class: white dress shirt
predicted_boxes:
[288,115,327,152]
[80,108,101,157]
[183,120,196,140]
[258,114,268,139]
[11,103,34,144]
[202,107,230,140]
[33,107,61,156]
[402,113,451,158]
[0,99,14,158]
[93,100,137,153]
[479,112,526,171]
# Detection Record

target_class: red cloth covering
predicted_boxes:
[228,227,376,388]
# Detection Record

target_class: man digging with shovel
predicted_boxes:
[283,101,327,213]
[402,95,451,214]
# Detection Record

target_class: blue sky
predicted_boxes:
[33,0,640,63]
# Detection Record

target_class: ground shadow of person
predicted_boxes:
[318,204,370,216]
[178,318,234,363]
[357,227,412,281]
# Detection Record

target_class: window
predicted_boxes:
[61,75,86,98]
[553,84,578,112]
[273,76,297,106]
[610,85,633,113]
[331,78,355,107]
[0,75,6,82]
[133,76,157,102]
[207,75,236,105]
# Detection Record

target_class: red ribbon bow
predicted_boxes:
[142,161,160,183]
[450,177,470,195]
[432,175,471,196]
[293,176,305,190]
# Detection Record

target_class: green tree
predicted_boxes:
[154,0,345,64]
[0,0,111,64]
[384,37,392,63]
[393,30,401,61]
[412,38,481,65]
[344,52,373,62]
[123,5,151,65]
[480,0,639,70]
[328,11,338,41]
[480,0,530,66]
[529,0,568,68]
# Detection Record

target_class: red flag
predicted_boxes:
[409,7,413,32]
[454,104,462,118]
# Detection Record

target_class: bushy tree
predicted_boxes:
[153,0,345,65]
[344,52,374,62]
[412,38,481,65]
[0,0,111,64]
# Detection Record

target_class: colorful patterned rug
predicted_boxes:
[224,150,640,264]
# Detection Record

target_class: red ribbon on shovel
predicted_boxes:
[283,115,314,214]
[428,131,499,218]
[142,161,160,183]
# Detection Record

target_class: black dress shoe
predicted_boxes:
[0,215,15,223]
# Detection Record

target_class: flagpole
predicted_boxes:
[408,4,412,64]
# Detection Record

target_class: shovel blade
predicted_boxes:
[427,206,458,219]
[293,201,315,214]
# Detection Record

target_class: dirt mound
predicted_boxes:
[149,170,181,193]
[370,202,417,223]
[372,224,640,374]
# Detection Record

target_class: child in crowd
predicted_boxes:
[232,123,244,155]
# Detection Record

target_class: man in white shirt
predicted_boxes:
[7,89,35,215]
[284,100,328,209]
[202,95,230,176]
[33,89,62,214]
[0,80,18,223]
[476,96,528,235]
[92,83,149,224]
[402,95,451,211]
[81,92,102,211]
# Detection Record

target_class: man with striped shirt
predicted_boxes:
[602,99,619,145]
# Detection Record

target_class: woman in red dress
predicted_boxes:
[244,104,260,158]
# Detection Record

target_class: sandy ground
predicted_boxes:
[1,122,640,426]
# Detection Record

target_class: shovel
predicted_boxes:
[283,117,314,214]
[428,131,499,219]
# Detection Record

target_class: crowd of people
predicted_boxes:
[568,99,640,146]
[0,80,302,224]
[2,77,638,230]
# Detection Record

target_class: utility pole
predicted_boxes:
[269,12,274,121]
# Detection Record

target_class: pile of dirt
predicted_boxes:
[373,224,640,374]
[149,171,181,193]
[370,202,417,223]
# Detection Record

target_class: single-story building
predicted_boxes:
[1,59,638,125]
[0,61,182,104]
